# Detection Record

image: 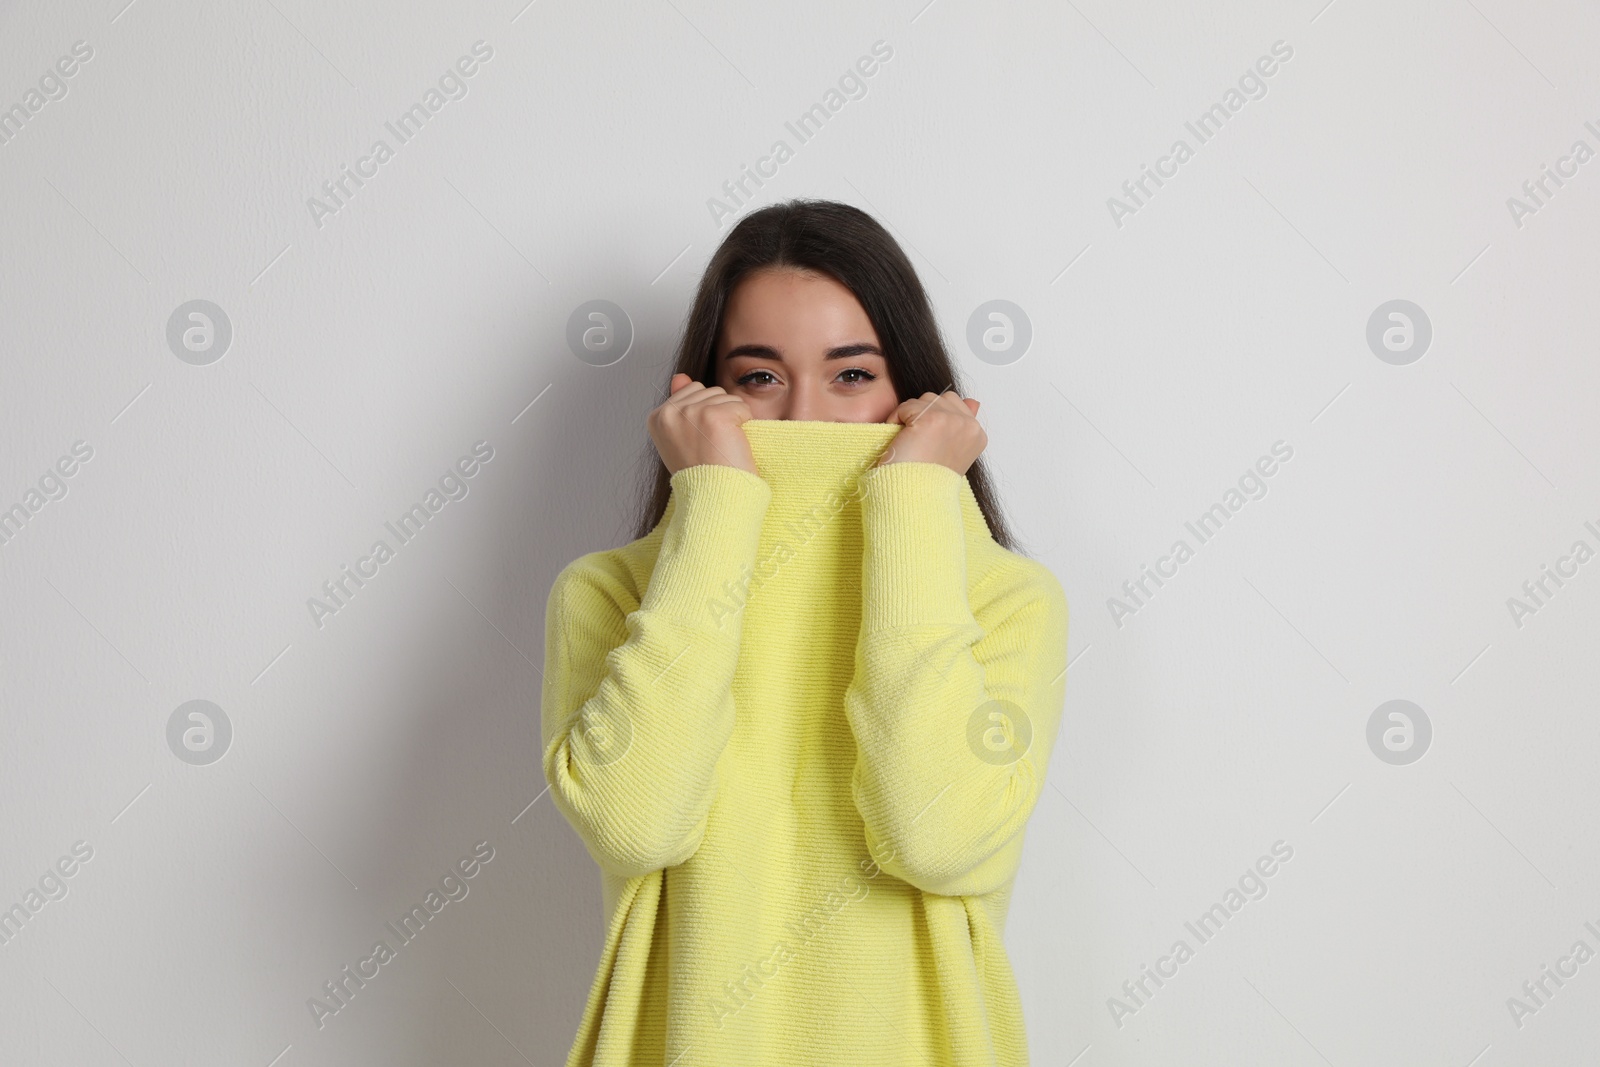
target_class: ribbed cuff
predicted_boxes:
[857,460,975,633]
[639,463,772,626]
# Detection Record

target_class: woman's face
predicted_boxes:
[714,267,901,422]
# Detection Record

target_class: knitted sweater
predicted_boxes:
[541,418,1069,1066]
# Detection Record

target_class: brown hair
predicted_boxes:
[630,198,1023,554]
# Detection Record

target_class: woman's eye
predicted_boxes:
[735,367,876,387]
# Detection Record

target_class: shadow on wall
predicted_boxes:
[326,317,668,1061]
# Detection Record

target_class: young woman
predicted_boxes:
[542,199,1068,1066]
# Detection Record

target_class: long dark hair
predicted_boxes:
[630,198,1022,554]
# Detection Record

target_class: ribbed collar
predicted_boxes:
[740,418,991,544]
[742,419,899,503]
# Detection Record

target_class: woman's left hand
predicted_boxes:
[877,391,985,474]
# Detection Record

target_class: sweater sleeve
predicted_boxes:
[843,460,1069,898]
[541,463,772,880]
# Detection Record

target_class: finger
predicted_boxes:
[698,393,753,419]
[681,388,744,407]
[673,400,743,468]
[665,379,712,410]
[938,391,977,419]
[666,381,703,409]
[902,391,944,425]
[884,400,911,425]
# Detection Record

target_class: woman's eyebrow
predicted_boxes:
[724,342,884,361]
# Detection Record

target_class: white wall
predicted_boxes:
[2,0,1597,1063]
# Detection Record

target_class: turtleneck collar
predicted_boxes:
[742,419,898,499]
[740,418,991,544]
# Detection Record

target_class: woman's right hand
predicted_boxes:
[647,373,758,475]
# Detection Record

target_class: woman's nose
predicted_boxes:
[782,382,820,421]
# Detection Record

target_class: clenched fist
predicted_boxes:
[647,373,758,475]
[877,390,985,474]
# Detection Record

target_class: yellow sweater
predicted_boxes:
[541,418,1069,1066]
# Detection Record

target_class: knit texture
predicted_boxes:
[541,418,1069,1066]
